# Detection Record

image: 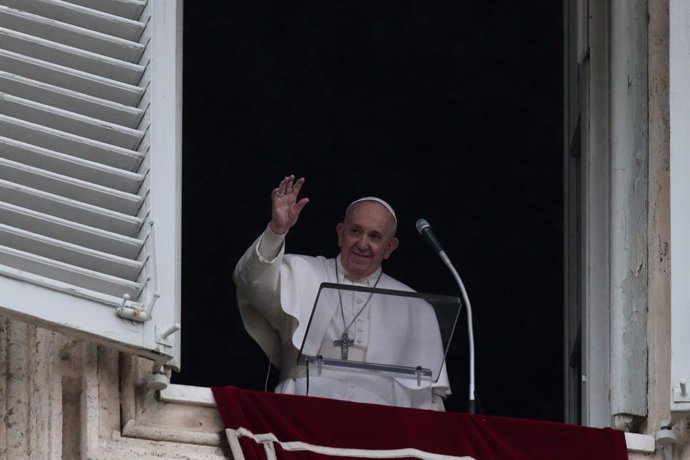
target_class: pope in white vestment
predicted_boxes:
[233,176,451,410]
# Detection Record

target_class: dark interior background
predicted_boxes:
[177,0,564,421]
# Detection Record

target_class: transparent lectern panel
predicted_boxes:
[297,282,461,383]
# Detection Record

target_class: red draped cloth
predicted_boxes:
[212,386,627,460]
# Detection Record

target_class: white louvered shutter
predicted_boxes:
[0,0,182,368]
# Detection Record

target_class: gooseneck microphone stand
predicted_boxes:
[439,249,476,414]
[416,219,476,414]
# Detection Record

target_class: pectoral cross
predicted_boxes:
[333,332,354,360]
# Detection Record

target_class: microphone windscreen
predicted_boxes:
[416,218,430,234]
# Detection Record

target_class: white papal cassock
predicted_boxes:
[233,227,451,410]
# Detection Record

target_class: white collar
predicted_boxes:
[335,255,382,286]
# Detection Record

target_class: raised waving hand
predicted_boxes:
[269,175,310,235]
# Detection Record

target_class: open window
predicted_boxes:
[0,0,182,368]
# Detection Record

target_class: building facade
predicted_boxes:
[0,0,687,457]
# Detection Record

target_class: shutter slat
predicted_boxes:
[0,5,145,62]
[0,244,142,298]
[0,136,143,192]
[0,93,145,149]
[0,179,143,237]
[0,49,144,105]
[66,0,146,21]
[0,157,143,215]
[0,223,143,279]
[0,71,144,128]
[0,0,146,41]
[0,114,144,171]
[0,27,145,85]
[0,201,144,259]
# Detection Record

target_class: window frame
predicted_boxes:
[669,0,690,414]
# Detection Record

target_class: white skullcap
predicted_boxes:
[345,197,397,223]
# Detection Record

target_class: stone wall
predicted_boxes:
[0,316,228,459]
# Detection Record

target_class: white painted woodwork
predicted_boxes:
[563,0,615,428]
[0,27,145,84]
[609,0,649,419]
[0,246,143,299]
[0,178,144,236]
[582,0,612,428]
[0,71,144,127]
[0,5,145,62]
[0,0,147,41]
[0,92,144,149]
[0,157,143,214]
[0,115,144,171]
[0,201,144,258]
[0,49,145,105]
[0,136,144,191]
[67,0,147,21]
[670,0,690,414]
[0,223,144,277]
[0,0,181,367]
[142,0,182,369]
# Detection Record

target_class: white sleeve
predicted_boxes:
[233,226,287,329]
[429,391,447,411]
[257,225,286,261]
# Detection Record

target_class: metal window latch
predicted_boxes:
[673,377,690,402]
[116,282,160,323]
[117,294,146,321]
[156,323,180,346]
[117,221,160,323]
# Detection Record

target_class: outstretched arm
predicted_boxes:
[269,175,310,235]
[233,176,307,345]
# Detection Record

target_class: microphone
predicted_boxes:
[416,218,445,254]
[416,217,477,414]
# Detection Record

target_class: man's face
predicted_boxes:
[336,201,399,280]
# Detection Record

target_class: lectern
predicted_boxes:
[296,282,461,407]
